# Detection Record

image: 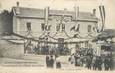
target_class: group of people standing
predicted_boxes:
[91,55,113,71]
[33,46,70,55]
[68,52,113,71]
[46,55,61,69]
[44,46,114,71]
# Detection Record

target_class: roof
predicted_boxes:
[103,29,115,35]
[12,7,98,21]
[93,29,115,41]
[100,29,115,38]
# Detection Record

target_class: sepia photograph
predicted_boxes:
[0,0,115,73]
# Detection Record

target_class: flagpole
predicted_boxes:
[45,7,49,28]
[73,0,79,20]
[72,0,80,37]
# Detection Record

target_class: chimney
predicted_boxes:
[64,8,67,16]
[74,6,79,20]
[17,2,19,7]
[16,2,20,14]
[93,9,96,16]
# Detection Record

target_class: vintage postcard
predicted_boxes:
[0,0,115,73]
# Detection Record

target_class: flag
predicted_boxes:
[93,26,100,33]
[75,24,80,32]
[48,25,51,31]
[41,23,45,31]
[100,5,106,23]
[102,6,105,21]
[99,5,106,32]
[93,27,97,32]
[45,25,47,30]
[70,26,75,31]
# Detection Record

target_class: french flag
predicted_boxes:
[99,5,106,32]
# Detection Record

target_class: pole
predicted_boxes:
[45,7,49,30]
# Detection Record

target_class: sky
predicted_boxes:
[0,0,115,29]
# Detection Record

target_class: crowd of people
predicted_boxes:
[68,48,113,71]
[33,46,70,55]
[25,43,114,71]
[44,47,113,71]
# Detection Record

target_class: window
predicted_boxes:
[41,23,45,31]
[88,25,91,32]
[26,22,31,30]
[62,24,65,31]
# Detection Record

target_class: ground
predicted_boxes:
[0,66,114,73]
[0,55,114,73]
[0,55,83,68]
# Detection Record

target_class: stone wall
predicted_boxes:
[0,39,24,58]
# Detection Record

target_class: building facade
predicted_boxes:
[0,3,101,56]
[11,4,99,39]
